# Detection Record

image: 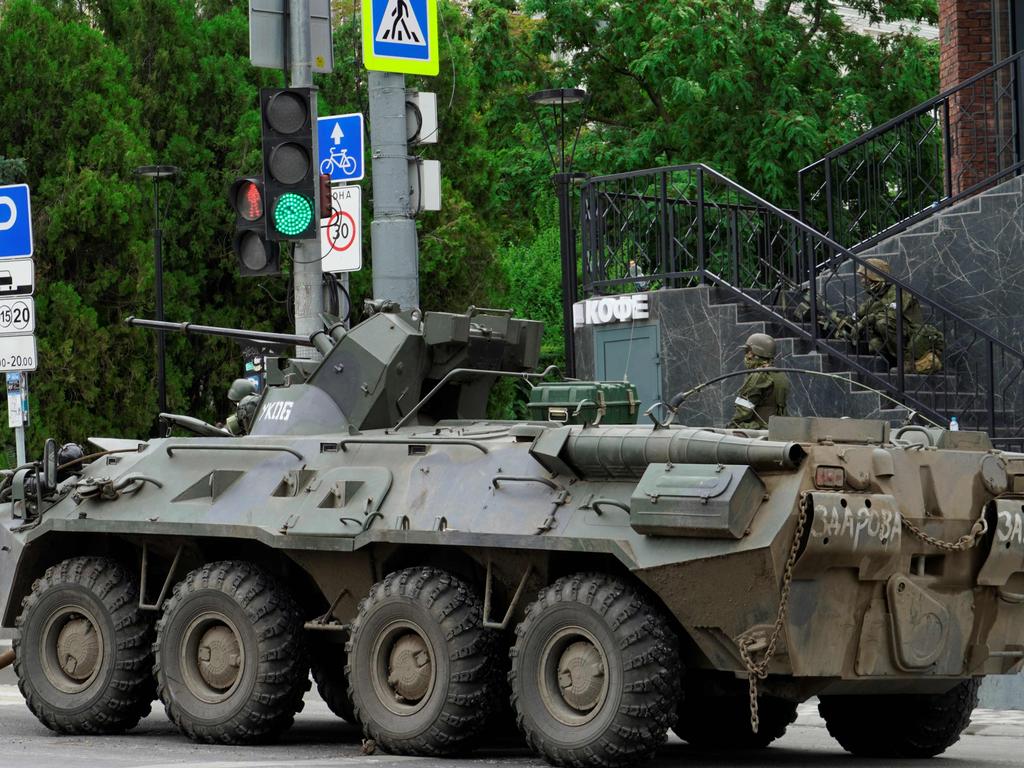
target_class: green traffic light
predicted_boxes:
[273,193,314,237]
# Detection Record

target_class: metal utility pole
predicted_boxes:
[133,164,180,415]
[289,0,323,356]
[369,70,420,309]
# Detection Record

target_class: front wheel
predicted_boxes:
[154,561,308,744]
[510,573,681,768]
[819,679,980,758]
[14,556,154,734]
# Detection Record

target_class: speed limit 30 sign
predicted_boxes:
[321,185,362,273]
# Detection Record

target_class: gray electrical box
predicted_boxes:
[406,91,439,145]
[410,159,442,212]
[250,0,334,74]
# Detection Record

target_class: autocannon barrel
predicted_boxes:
[562,426,806,479]
[124,317,313,347]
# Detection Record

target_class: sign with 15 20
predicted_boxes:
[0,297,34,335]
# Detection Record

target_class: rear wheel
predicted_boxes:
[309,636,356,723]
[346,567,499,755]
[14,556,154,734]
[673,675,797,749]
[819,679,980,758]
[154,561,308,744]
[510,573,681,768]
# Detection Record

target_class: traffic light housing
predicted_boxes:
[319,173,332,219]
[229,176,280,276]
[260,87,318,241]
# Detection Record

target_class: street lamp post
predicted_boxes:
[528,88,589,378]
[134,164,180,416]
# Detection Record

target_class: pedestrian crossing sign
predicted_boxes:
[362,0,439,76]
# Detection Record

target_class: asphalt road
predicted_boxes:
[1,664,1023,768]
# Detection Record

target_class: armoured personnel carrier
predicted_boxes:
[1,302,1023,766]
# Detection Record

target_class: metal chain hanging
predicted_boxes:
[738,493,809,733]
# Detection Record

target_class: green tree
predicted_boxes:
[525,0,939,204]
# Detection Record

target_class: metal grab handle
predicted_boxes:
[589,498,631,517]
[165,444,304,460]
[334,437,489,454]
[492,475,560,490]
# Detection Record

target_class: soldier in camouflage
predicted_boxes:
[851,258,943,374]
[728,333,790,429]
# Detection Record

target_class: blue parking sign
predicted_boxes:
[0,184,33,259]
[318,114,365,183]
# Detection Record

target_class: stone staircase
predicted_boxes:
[857,174,1024,346]
[669,286,914,429]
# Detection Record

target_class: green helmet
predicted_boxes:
[857,258,891,283]
[743,333,776,359]
[227,378,257,403]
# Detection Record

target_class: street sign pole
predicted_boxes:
[363,0,439,311]
[15,421,25,467]
[368,71,419,309]
[288,0,323,359]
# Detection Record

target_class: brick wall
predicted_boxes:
[939,1,1007,194]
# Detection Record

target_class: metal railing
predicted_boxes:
[799,51,1024,251]
[580,164,1024,446]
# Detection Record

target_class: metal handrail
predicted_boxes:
[800,50,1024,171]
[798,52,1024,250]
[578,163,1024,441]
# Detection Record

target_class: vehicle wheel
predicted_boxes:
[345,567,499,755]
[309,636,356,723]
[674,686,797,748]
[510,573,681,768]
[819,678,980,758]
[154,560,308,744]
[13,556,154,734]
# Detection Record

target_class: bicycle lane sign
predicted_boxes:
[317,113,365,182]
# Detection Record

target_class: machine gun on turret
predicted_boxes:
[127,303,545,434]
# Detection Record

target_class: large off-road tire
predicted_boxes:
[819,678,980,758]
[510,573,681,768]
[13,556,154,734]
[674,685,797,749]
[345,567,499,756]
[309,636,356,723]
[154,560,308,744]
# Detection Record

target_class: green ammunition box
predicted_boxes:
[527,382,639,426]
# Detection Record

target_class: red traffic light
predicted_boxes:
[230,178,265,222]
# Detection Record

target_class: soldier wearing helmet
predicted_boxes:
[728,333,790,429]
[851,258,943,374]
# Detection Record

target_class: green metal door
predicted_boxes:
[594,324,661,423]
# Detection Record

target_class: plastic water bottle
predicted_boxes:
[950,416,960,432]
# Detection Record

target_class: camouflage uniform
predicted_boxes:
[728,334,790,429]
[854,282,923,359]
[852,259,944,373]
[729,369,790,429]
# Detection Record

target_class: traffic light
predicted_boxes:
[260,87,318,241]
[229,176,280,276]
[319,173,332,219]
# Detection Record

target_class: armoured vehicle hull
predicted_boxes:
[1,305,1022,766]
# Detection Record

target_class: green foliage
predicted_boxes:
[0,0,939,463]
[526,0,939,205]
